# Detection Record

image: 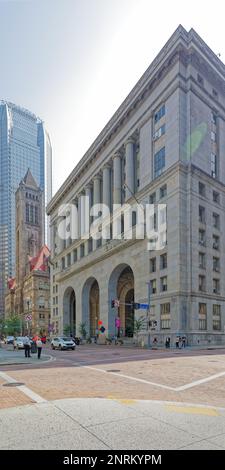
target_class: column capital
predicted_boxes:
[125,136,135,146]
[112,151,122,160]
[84,183,92,192]
[102,162,111,170]
[93,173,101,181]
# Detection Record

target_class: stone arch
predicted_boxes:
[63,287,76,335]
[108,264,134,336]
[82,277,99,337]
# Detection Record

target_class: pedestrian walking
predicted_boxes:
[182,336,186,348]
[175,336,179,348]
[24,336,31,357]
[178,336,182,349]
[36,337,43,359]
[165,337,170,348]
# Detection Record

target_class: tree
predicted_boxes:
[133,316,146,345]
[1,315,22,336]
[63,324,71,336]
[78,322,87,339]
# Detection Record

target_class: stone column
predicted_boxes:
[102,163,111,244]
[84,184,92,255]
[78,192,85,239]
[113,152,122,205]
[125,137,135,200]
[92,175,101,250]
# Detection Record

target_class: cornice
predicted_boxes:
[47,26,225,215]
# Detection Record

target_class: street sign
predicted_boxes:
[139,303,149,309]
[25,314,32,321]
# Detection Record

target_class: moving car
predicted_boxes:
[51,337,75,350]
[4,336,14,344]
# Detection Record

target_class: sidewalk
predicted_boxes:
[0,348,52,365]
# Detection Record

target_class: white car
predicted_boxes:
[51,337,75,350]
[14,337,26,349]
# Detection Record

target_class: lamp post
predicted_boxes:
[146,281,151,349]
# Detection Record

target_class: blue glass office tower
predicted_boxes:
[0,101,52,315]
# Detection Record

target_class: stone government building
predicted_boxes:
[47,25,225,346]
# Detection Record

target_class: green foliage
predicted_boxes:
[133,316,146,334]
[63,324,71,336]
[78,322,87,339]
[0,315,22,336]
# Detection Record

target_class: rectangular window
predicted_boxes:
[80,244,85,258]
[150,257,156,273]
[199,182,205,196]
[154,104,165,123]
[213,278,220,294]
[213,305,221,330]
[199,252,206,269]
[160,253,167,269]
[213,213,220,229]
[73,249,77,262]
[160,303,170,329]
[211,112,217,124]
[211,132,216,142]
[62,257,65,270]
[199,229,206,246]
[35,206,38,224]
[213,191,220,204]
[199,275,206,292]
[150,279,157,294]
[160,184,167,198]
[149,192,156,204]
[213,235,219,250]
[154,147,165,178]
[160,276,167,292]
[213,257,220,272]
[154,123,166,140]
[67,253,71,267]
[199,303,207,330]
[88,238,93,253]
[211,153,217,178]
[199,206,206,223]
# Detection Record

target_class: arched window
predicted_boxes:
[30,205,34,223]
[26,204,29,223]
[35,206,38,224]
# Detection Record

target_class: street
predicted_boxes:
[0,344,225,449]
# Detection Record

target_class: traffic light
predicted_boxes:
[100,326,105,333]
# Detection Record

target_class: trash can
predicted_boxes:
[31,341,37,353]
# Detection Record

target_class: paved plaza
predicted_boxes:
[0,344,225,449]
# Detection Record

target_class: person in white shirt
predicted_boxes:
[36,337,42,359]
[24,336,31,358]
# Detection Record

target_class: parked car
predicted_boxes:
[14,337,26,349]
[51,337,75,350]
[4,336,14,344]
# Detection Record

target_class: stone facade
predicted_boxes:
[47,25,225,346]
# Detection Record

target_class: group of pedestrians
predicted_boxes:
[23,336,43,359]
[175,336,186,349]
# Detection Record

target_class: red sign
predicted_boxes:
[115,318,121,328]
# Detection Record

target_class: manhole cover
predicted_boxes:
[107,369,121,373]
[3,382,25,387]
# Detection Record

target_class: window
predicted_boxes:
[197,74,204,85]
[199,182,205,196]
[26,204,29,223]
[199,206,205,224]
[97,238,102,248]
[150,279,157,294]
[62,257,65,270]
[160,253,167,269]
[199,229,206,246]
[80,244,85,258]
[213,213,220,229]
[213,235,219,250]
[73,249,77,262]
[213,191,220,204]
[154,124,165,140]
[199,303,207,330]
[39,313,45,319]
[213,257,220,272]
[211,132,216,142]
[212,89,218,99]
[213,278,220,294]
[199,252,206,269]
[88,238,93,253]
[160,184,167,198]
[199,275,206,292]
[150,257,156,273]
[149,192,156,204]
[38,296,45,309]
[35,206,38,224]
[211,112,217,124]
[213,305,221,330]
[67,253,71,267]
[56,285,58,293]
[154,104,165,123]
[211,153,217,178]
[154,147,165,178]
[160,303,170,329]
[160,276,167,292]
[30,205,34,223]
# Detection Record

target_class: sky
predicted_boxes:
[0,0,224,195]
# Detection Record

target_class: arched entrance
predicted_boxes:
[82,277,99,337]
[108,264,134,337]
[63,287,76,336]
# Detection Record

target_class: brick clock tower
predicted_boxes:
[14,169,44,316]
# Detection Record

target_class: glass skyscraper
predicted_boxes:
[0,101,52,315]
